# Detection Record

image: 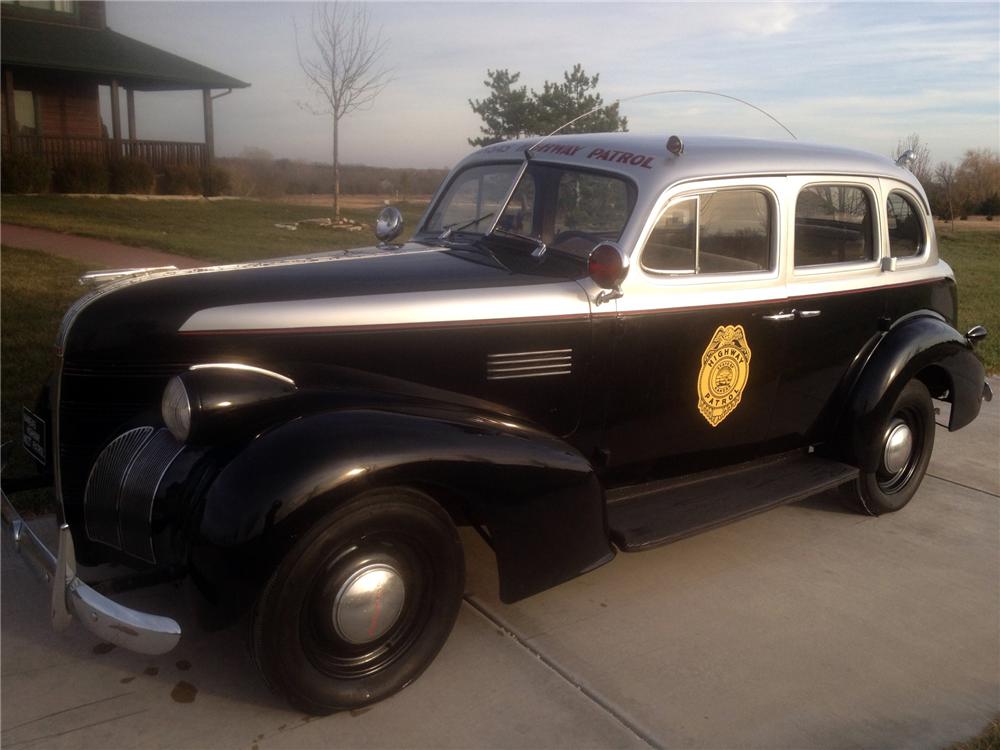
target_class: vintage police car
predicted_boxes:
[2,133,990,714]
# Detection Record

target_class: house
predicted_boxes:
[1,0,248,171]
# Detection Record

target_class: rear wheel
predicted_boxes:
[250,488,464,714]
[841,379,935,515]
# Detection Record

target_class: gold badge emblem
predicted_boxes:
[697,325,751,427]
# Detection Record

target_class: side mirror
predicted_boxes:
[588,242,629,305]
[966,325,988,347]
[375,206,404,245]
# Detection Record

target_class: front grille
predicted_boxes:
[58,360,188,519]
[84,426,183,563]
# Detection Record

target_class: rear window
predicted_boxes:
[887,192,925,258]
[795,185,875,267]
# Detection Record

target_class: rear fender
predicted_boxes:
[837,313,985,471]
[189,406,613,623]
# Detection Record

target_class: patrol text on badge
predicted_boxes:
[698,325,752,427]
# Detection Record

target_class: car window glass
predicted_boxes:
[795,185,874,267]
[642,198,697,273]
[497,173,536,235]
[424,163,520,234]
[554,172,630,238]
[642,190,771,274]
[698,191,771,273]
[887,192,924,258]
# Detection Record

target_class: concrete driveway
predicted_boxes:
[3,380,997,749]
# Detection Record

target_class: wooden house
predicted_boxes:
[1,0,249,171]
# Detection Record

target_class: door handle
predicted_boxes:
[762,312,796,322]
[798,310,822,318]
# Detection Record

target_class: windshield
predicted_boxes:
[421,161,636,257]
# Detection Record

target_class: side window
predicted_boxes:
[795,185,875,267]
[886,192,925,258]
[554,172,631,238]
[642,190,771,275]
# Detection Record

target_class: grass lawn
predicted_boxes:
[937,229,1000,373]
[1,195,430,264]
[1,246,96,513]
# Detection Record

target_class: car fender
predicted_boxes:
[837,312,985,471]
[188,405,613,624]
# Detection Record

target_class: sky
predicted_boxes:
[104,1,1000,170]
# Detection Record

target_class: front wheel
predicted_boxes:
[250,488,465,714]
[841,379,935,515]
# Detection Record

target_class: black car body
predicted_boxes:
[3,133,990,713]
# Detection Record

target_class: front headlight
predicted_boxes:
[161,376,192,442]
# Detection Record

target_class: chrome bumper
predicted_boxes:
[0,489,181,655]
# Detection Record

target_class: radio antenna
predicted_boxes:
[528,89,797,155]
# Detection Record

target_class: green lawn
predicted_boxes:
[938,230,1000,373]
[1,246,95,513]
[1,195,429,264]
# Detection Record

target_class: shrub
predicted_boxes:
[53,158,109,193]
[160,164,204,195]
[110,158,154,194]
[1,153,51,193]
[203,165,231,196]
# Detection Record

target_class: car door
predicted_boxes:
[767,177,887,448]
[601,178,791,482]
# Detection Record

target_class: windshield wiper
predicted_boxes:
[438,212,494,240]
[490,227,547,258]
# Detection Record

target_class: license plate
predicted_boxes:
[22,407,46,466]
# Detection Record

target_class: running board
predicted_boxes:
[606,454,858,552]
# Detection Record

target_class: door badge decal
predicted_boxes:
[697,325,751,427]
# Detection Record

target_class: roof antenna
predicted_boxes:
[487,90,795,238]
[528,89,797,157]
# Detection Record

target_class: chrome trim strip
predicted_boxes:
[488,349,572,358]
[488,370,571,381]
[1,491,181,655]
[79,267,177,286]
[180,282,591,333]
[189,363,296,386]
[487,356,572,366]
[490,363,572,373]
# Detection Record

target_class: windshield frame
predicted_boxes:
[416,158,639,254]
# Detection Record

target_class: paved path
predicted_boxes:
[1,224,202,269]
[2,383,997,747]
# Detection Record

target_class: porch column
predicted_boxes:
[202,88,214,164]
[126,88,136,141]
[109,79,122,158]
[202,88,214,195]
[4,70,17,153]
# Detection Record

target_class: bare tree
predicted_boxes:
[934,161,957,231]
[295,2,392,217]
[893,133,933,187]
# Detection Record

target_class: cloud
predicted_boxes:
[105,1,999,168]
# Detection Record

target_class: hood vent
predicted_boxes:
[486,349,572,380]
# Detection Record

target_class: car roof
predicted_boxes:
[457,133,925,196]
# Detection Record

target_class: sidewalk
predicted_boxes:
[1,223,202,269]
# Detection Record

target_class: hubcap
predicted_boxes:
[332,563,406,645]
[882,420,914,476]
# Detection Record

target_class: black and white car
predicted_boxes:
[2,133,990,714]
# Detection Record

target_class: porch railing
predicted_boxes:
[2,135,208,169]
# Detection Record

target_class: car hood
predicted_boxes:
[60,241,591,362]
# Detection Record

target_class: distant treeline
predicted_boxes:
[218,149,450,198]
